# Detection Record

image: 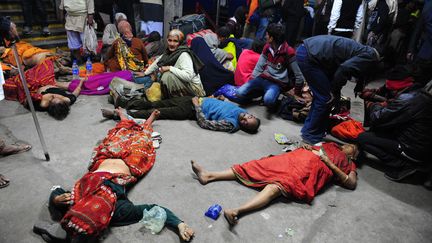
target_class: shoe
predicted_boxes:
[42,26,51,36]
[22,26,32,35]
[384,166,417,181]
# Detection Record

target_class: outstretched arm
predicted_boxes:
[72,79,85,97]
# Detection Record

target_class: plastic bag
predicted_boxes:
[140,206,167,234]
[83,24,98,55]
[145,82,162,102]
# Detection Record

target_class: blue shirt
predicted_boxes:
[201,98,246,132]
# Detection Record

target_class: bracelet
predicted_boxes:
[342,175,349,184]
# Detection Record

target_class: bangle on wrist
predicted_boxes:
[342,174,349,183]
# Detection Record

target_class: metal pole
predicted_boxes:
[11,42,50,161]
[216,0,220,27]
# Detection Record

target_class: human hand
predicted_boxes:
[178,223,194,241]
[301,143,313,151]
[87,14,94,26]
[53,193,72,205]
[158,66,170,73]
[192,97,199,106]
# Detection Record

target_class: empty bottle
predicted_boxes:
[72,60,79,80]
[85,57,92,76]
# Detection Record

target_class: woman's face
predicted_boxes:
[341,144,359,160]
[167,35,180,52]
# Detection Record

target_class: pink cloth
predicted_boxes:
[234,49,260,86]
[68,71,133,95]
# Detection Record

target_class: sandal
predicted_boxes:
[0,143,32,156]
[0,174,10,188]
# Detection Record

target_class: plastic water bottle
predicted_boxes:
[140,206,167,234]
[72,60,79,80]
[85,57,92,76]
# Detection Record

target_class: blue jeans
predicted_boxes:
[236,76,280,107]
[133,75,153,89]
[255,17,269,40]
[297,48,332,144]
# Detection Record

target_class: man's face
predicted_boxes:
[239,113,257,128]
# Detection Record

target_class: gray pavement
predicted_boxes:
[0,82,431,243]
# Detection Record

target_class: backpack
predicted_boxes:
[170,14,206,36]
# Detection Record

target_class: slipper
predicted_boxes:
[0,174,10,188]
[0,143,32,156]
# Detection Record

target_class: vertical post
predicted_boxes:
[11,43,50,161]
[216,0,221,27]
[163,0,183,37]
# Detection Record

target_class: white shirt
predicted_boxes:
[0,62,5,101]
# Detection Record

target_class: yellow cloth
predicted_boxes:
[0,41,51,67]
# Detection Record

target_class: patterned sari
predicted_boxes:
[3,58,56,105]
[61,120,156,235]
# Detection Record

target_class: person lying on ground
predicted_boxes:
[3,58,85,120]
[191,142,358,225]
[41,108,194,241]
[105,20,149,72]
[134,29,206,98]
[236,23,305,116]
[102,96,260,134]
[0,137,32,189]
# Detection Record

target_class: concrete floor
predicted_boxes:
[0,82,431,243]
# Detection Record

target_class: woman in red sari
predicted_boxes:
[191,142,358,225]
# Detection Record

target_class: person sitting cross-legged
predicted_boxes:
[191,142,358,225]
[102,96,260,134]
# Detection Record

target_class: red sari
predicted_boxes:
[232,142,356,203]
[3,58,56,105]
[61,120,156,235]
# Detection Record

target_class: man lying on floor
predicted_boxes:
[102,96,260,134]
[191,142,358,225]
[34,108,194,242]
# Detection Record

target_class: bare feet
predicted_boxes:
[0,174,10,188]
[0,143,32,156]
[224,209,239,225]
[178,222,194,241]
[115,107,128,121]
[191,160,210,185]
[101,108,119,120]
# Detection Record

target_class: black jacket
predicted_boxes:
[371,90,432,161]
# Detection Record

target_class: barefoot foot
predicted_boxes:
[0,143,32,156]
[101,109,119,120]
[191,160,210,185]
[224,209,239,225]
[0,174,10,188]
